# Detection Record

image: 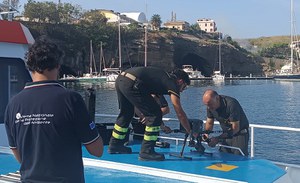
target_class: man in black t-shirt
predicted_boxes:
[4,37,103,183]
[202,89,249,156]
[108,67,192,161]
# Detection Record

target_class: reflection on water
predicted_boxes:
[63,81,116,91]
[62,80,300,165]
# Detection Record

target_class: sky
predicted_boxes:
[17,0,300,39]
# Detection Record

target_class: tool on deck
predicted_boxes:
[169,133,192,160]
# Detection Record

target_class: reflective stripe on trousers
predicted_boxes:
[144,125,160,141]
[112,124,129,140]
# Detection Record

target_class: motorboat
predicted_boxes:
[182,65,204,79]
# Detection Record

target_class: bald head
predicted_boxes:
[203,89,220,111]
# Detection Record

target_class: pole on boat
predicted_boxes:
[85,88,96,122]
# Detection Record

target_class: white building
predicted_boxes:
[121,12,147,23]
[197,18,217,33]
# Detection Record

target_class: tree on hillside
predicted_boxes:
[58,3,82,24]
[24,0,45,22]
[150,14,161,30]
[190,23,200,31]
[79,10,110,48]
[2,0,19,9]
[24,0,59,23]
[24,0,82,23]
[259,43,288,59]
[81,10,107,25]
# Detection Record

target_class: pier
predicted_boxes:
[190,76,273,81]
[59,76,274,82]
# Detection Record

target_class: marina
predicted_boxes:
[63,80,300,164]
[60,76,274,82]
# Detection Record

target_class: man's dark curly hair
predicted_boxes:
[26,36,63,73]
[171,68,191,85]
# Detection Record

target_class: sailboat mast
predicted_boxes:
[89,40,93,75]
[118,13,122,68]
[144,0,148,67]
[144,24,148,67]
[218,32,222,73]
[290,0,294,73]
[99,42,103,75]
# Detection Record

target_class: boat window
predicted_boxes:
[0,58,31,123]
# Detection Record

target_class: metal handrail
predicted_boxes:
[95,113,300,158]
[249,124,300,158]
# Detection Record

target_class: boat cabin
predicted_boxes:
[0,20,34,146]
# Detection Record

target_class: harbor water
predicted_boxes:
[62,79,300,165]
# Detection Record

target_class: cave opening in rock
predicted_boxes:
[177,53,212,76]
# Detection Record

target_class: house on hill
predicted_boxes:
[163,21,190,31]
[197,18,217,33]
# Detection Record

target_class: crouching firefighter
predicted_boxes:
[108,66,192,161]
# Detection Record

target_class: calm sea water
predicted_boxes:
[62,79,300,165]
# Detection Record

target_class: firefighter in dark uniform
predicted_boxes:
[132,95,172,140]
[202,89,249,156]
[108,67,192,161]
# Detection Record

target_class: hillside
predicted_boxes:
[235,36,291,53]
[248,36,290,48]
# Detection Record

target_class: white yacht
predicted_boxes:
[182,65,204,79]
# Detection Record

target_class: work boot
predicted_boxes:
[108,137,132,154]
[139,140,165,161]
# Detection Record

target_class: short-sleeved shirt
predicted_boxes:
[158,95,168,108]
[4,80,99,183]
[125,67,180,98]
[207,95,249,132]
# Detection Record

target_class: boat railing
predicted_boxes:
[95,113,300,158]
[249,124,300,158]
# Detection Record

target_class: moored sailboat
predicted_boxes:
[104,14,122,82]
[274,0,300,81]
[77,40,107,82]
[212,32,225,82]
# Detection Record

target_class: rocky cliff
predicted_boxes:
[127,34,263,76]
[23,21,263,77]
[125,32,263,76]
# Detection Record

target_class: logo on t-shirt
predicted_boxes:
[16,113,21,119]
[89,121,96,130]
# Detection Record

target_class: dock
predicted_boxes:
[190,76,273,81]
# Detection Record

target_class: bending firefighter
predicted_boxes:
[132,94,172,141]
[108,67,192,161]
[202,89,249,156]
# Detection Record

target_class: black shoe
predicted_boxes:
[108,145,132,154]
[138,152,165,161]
